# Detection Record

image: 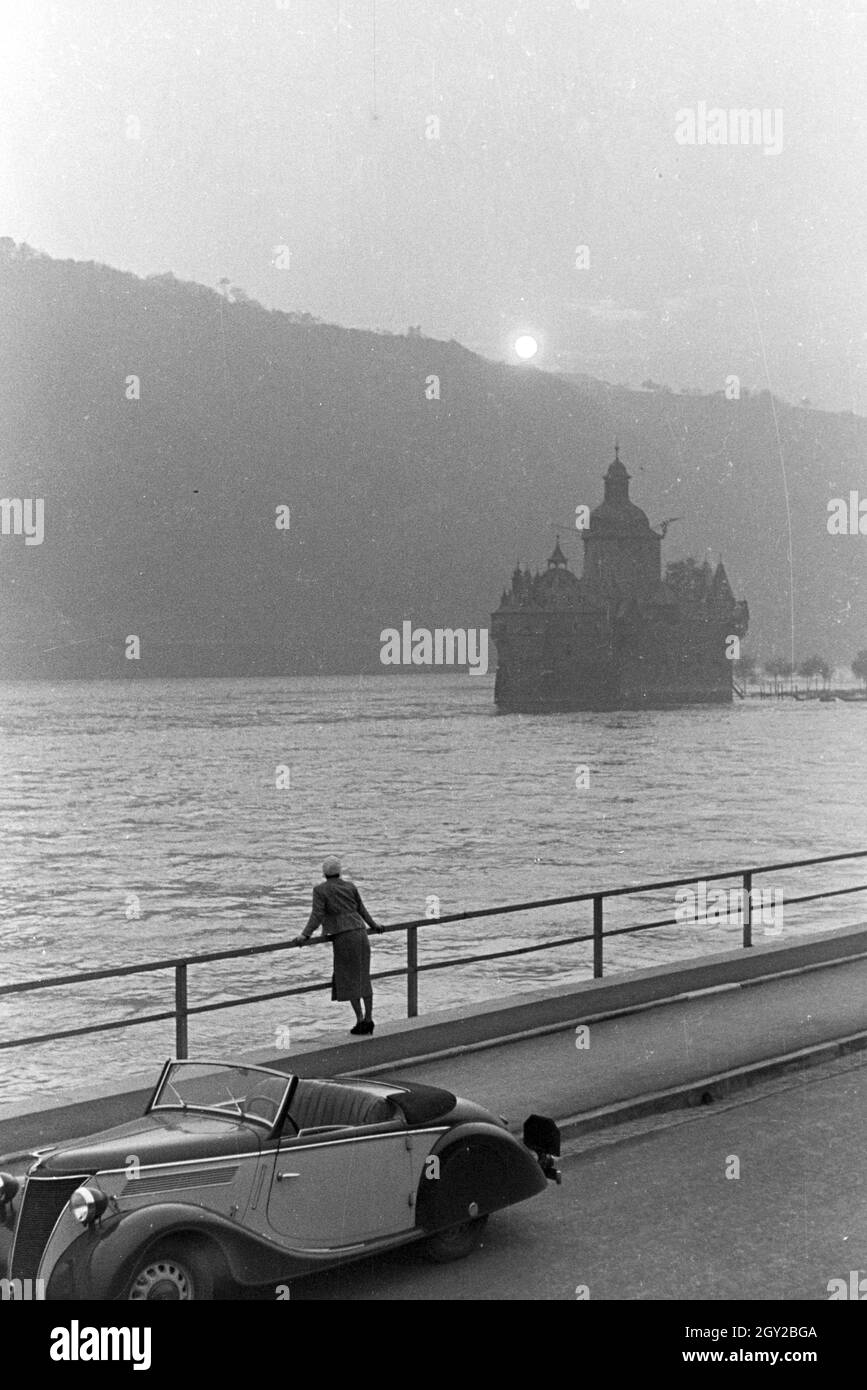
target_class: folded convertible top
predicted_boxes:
[384,1080,457,1125]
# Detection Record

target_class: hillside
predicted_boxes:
[0,243,864,679]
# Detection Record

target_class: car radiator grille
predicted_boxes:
[10,1175,88,1280]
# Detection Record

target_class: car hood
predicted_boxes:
[32,1111,263,1176]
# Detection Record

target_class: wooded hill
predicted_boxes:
[1,243,863,678]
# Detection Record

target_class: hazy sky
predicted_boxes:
[3,0,865,409]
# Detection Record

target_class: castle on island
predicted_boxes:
[491,446,749,712]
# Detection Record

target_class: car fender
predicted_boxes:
[0,1202,16,1278]
[45,1203,307,1300]
[415,1121,547,1232]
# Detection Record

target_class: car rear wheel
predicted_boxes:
[424,1215,488,1264]
[125,1241,216,1301]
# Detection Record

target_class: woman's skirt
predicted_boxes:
[331,927,372,1001]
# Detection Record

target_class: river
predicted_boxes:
[1,674,865,1109]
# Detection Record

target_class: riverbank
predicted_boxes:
[3,920,866,1158]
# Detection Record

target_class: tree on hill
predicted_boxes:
[853,651,867,690]
[0,239,43,262]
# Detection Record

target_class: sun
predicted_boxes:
[514,334,539,361]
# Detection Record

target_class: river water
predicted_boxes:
[1,674,866,1110]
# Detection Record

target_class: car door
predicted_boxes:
[266,1129,415,1248]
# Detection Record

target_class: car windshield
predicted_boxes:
[151,1062,293,1127]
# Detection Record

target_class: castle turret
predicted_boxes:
[710,560,734,606]
[602,445,631,504]
[582,444,661,596]
[547,536,568,568]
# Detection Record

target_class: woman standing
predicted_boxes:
[292,857,384,1034]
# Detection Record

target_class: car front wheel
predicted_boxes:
[125,1241,216,1301]
[424,1215,488,1264]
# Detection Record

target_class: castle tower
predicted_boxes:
[582,444,661,596]
[547,536,568,568]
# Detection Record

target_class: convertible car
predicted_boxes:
[0,1059,561,1300]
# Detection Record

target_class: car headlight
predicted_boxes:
[0,1172,20,1205]
[70,1185,108,1225]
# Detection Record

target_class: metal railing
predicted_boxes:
[2,850,866,1059]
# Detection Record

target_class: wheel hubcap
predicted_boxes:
[129,1258,192,1301]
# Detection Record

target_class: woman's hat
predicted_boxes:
[322,856,341,878]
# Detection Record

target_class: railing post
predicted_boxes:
[406,927,418,1017]
[742,872,752,949]
[175,963,188,1057]
[593,895,604,978]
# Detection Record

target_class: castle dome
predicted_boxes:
[588,445,653,535]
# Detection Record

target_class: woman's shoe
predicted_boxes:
[362,1020,375,1034]
[350,1022,366,1035]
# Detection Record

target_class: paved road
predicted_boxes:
[280,1057,867,1300]
[352,954,867,1122]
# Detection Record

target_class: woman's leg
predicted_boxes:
[362,991,373,1022]
[349,998,363,1023]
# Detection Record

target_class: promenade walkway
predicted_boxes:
[270,945,867,1301]
[351,949,867,1131]
[2,931,865,1159]
[4,939,866,1302]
